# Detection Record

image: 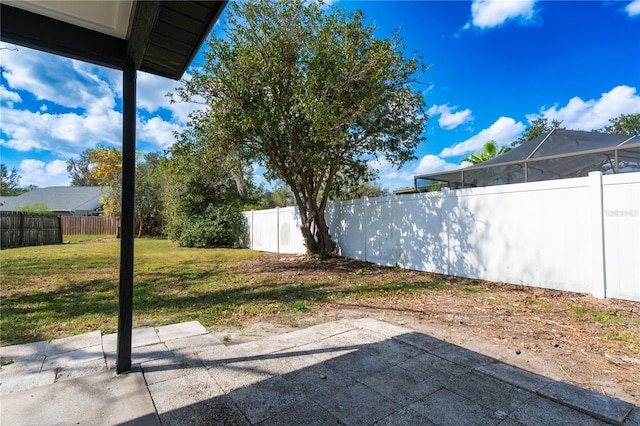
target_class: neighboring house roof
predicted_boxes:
[0,186,106,213]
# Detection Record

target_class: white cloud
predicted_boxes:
[414,155,461,175]
[625,0,640,16]
[466,0,537,29]
[427,104,474,130]
[0,42,196,161]
[19,159,70,187]
[368,156,416,190]
[528,85,640,131]
[440,116,525,157]
[0,43,116,110]
[0,86,21,106]
[136,71,204,123]
[0,107,122,157]
[139,117,181,149]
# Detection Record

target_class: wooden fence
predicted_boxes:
[60,216,119,236]
[1,212,62,249]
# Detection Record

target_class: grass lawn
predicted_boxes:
[1,237,263,345]
[2,236,638,353]
[2,237,446,345]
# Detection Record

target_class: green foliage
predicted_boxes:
[512,118,564,146]
[173,0,426,256]
[332,181,390,201]
[462,285,483,292]
[66,148,103,186]
[1,164,28,196]
[255,183,296,209]
[15,202,48,213]
[67,148,165,236]
[167,204,245,248]
[292,300,307,311]
[604,113,640,136]
[135,152,165,237]
[462,141,512,165]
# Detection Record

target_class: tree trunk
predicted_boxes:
[298,205,335,257]
[314,209,335,256]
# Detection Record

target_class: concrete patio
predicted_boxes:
[1,319,638,425]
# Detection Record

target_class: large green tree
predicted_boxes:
[174,0,426,256]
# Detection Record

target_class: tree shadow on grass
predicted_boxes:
[1,265,452,345]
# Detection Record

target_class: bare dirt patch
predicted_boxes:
[211,253,640,405]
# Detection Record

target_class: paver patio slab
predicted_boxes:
[102,327,160,353]
[47,330,102,356]
[408,388,500,426]
[624,408,640,425]
[208,358,275,392]
[539,380,635,425]
[508,392,609,425]
[255,399,339,426]
[163,333,224,361]
[351,317,413,337]
[140,356,208,385]
[155,320,207,341]
[0,353,45,375]
[1,319,637,426]
[374,406,437,426]
[359,364,442,405]
[310,381,399,425]
[0,370,158,426]
[445,369,534,414]
[0,369,55,394]
[55,357,108,382]
[393,331,449,352]
[0,340,49,361]
[41,344,104,370]
[229,375,307,424]
[476,361,554,392]
[428,340,495,368]
[397,351,472,379]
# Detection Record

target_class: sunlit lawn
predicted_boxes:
[1,238,264,345]
[2,236,638,359]
[2,237,447,345]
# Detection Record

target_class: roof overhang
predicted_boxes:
[1,0,226,80]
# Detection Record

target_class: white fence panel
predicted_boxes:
[602,173,640,301]
[440,179,592,294]
[242,207,306,254]
[248,209,279,252]
[327,199,367,260]
[243,171,640,301]
[277,207,306,254]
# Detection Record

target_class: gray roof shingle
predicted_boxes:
[0,186,106,213]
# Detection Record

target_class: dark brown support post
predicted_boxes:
[116,61,136,374]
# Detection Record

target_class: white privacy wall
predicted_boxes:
[601,173,640,301]
[328,177,593,294]
[243,207,305,254]
[243,171,640,301]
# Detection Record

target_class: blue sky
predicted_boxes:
[1,0,639,191]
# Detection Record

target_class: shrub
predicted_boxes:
[167,204,244,248]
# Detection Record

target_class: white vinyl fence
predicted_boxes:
[242,171,640,301]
